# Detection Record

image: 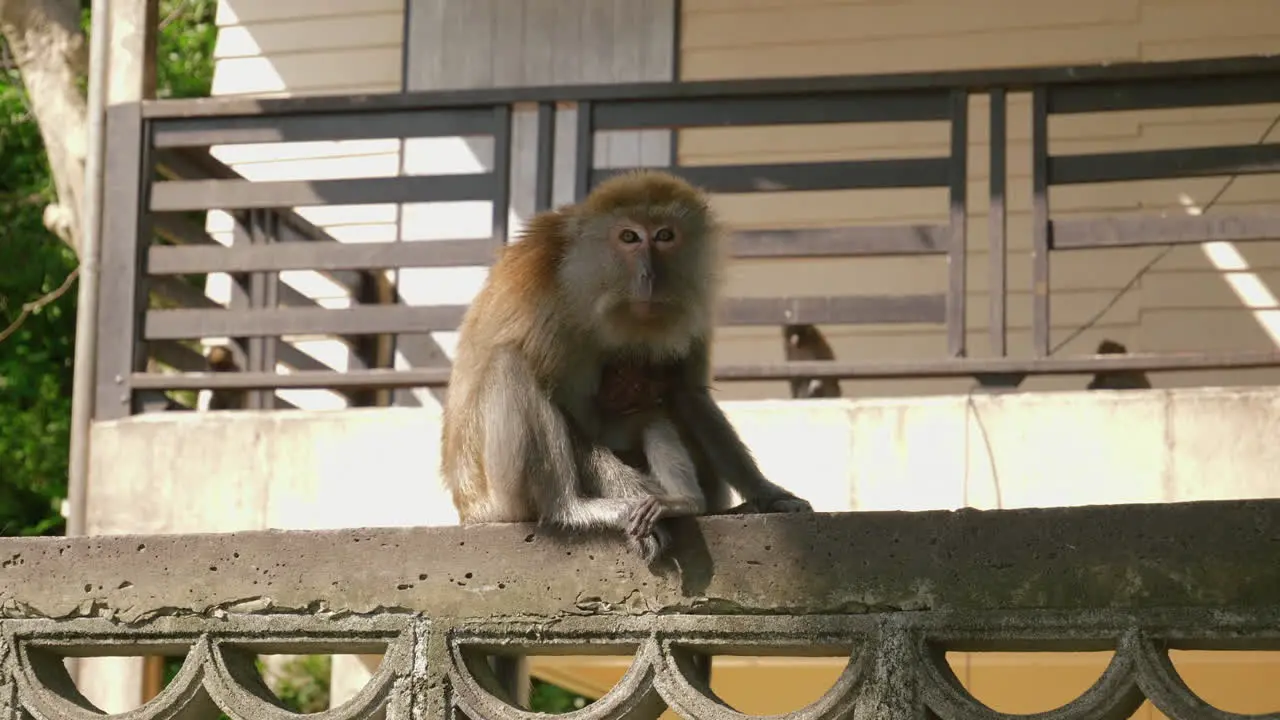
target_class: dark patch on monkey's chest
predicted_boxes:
[596,357,681,416]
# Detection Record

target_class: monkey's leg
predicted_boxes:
[626,418,707,540]
[578,444,673,562]
[483,348,654,532]
[671,389,813,514]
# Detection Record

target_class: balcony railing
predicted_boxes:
[1,501,1279,718]
[95,54,1280,418]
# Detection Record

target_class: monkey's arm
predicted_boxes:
[478,347,653,531]
[670,340,813,513]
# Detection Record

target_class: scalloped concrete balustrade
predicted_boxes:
[1,502,1280,719]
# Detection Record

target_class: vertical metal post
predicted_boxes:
[246,209,278,409]
[534,102,556,213]
[988,88,1008,357]
[492,104,513,246]
[93,105,151,422]
[1031,88,1051,357]
[946,89,969,358]
[575,101,595,201]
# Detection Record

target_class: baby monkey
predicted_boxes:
[441,170,812,561]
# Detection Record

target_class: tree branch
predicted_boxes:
[0,265,80,344]
[0,0,89,257]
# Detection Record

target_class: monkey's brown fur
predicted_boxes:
[441,170,811,561]
[206,345,239,372]
[205,345,247,411]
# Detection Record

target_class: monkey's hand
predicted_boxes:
[624,496,672,563]
[762,494,814,513]
[626,496,664,542]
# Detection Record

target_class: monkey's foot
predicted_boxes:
[625,496,663,540]
[722,495,814,515]
[627,522,671,563]
[766,495,814,513]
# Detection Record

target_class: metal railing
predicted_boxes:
[94,54,1280,418]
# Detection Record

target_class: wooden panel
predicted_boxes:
[216,0,400,25]
[681,25,1140,80]
[683,0,1139,50]
[210,48,402,95]
[213,12,403,58]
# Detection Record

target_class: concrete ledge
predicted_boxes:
[84,387,1280,539]
[4,500,1280,624]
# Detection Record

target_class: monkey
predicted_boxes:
[440,170,813,562]
[783,324,842,399]
[1086,339,1152,390]
[205,345,248,410]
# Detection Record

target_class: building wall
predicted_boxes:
[680,0,1280,399]
[200,0,1280,408]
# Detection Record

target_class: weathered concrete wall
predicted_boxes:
[7,502,1280,620]
[86,387,1280,539]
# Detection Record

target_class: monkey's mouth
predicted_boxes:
[628,299,676,322]
[629,300,657,318]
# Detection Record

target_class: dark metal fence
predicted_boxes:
[95,54,1280,419]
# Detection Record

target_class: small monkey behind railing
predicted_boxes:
[205,345,248,410]
[783,323,843,399]
[1086,339,1153,390]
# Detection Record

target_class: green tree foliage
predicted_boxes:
[0,69,76,536]
[530,678,594,713]
[0,0,217,537]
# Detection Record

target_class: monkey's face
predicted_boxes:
[609,219,686,319]
[562,205,719,351]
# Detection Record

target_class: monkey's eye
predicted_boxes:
[653,227,675,243]
[618,229,642,244]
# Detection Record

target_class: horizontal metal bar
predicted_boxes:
[145,292,941,340]
[145,336,341,375]
[591,90,951,131]
[594,158,950,194]
[1048,143,1280,186]
[1047,74,1280,115]
[273,342,350,374]
[128,349,1280,391]
[720,295,945,326]
[149,340,207,373]
[153,213,217,246]
[144,305,470,339]
[151,108,497,148]
[153,147,227,181]
[139,54,1280,119]
[153,226,950,272]
[149,261,328,310]
[1052,212,1280,249]
[148,239,496,275]
[149,275,218,309]
[150,173,496,212]
[133,367,453,391]
[731,225,950,258]
[274,212,362,289]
